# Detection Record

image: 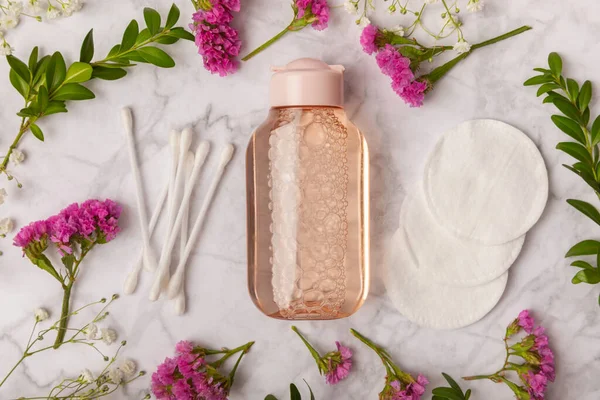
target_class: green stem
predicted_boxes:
[291,326,325,372]
[241,26,291,62]
[53,283,73,349]
[463,374,495,381]
[0,355,27,387]
[1,118,32,173]
[471,26,533,50]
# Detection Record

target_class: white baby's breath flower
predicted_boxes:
[81,369,94,383]
[0,41,14,56]
[391,25,406,37]
[444,12,460,24]
[358,16,371,28]
[9,149,25,165]
[108,367,123,384]
[0,218,14,235]
[344,0,358,14]
[84,323,98,340]
[0,188,7,205]
[26,0,43,14]
[8,1,24,16]
[453,39,471,54]
[100,328,117,345]
[34,308,49,321]
[0,11,20,30]
[424,0,439,4]
[467,0,484,12]
[46,5,61,20]
[120,359,137,377]
[62,0,84,16]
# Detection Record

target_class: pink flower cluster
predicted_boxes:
[152,341,228,400]
[517,310,555,399]
[191,0,241,76]
[387,374,429,400]
[324,341,353,384]
[296,0,330,31]
[361,25,428,107]
[14,199,121,255]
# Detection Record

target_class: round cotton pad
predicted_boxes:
[400,187,525,287]
[385,230,508,329]
[423,119,548,245]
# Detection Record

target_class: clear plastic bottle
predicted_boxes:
[246,58,369,320]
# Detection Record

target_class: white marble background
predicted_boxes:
[1,0,599,398]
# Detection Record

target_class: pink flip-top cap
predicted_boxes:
[270,58,345,108]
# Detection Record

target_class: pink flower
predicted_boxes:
[525,371,548,399]
[176,340,195,355]
[296,0,329,30]
[518,310,535,334]
[398,80,428,108]
[361,24,380,55]
[13,220,49,249]
[388,374,428,400]
[325,341,353,384]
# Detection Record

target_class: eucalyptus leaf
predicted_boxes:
[7,55,31,83]
[30,123,44,141]
[556,142,593,164]
[121,20,139,51]
[165,3,180,29]
[551,115,586,144]
[579,80,593,111]
[80,29,95,63]
[51,83,95,101]
[567,199,600,226]
[137,47,175,68]
[565,240,600,257]
[64,62,93,84]
[143,7,161,35]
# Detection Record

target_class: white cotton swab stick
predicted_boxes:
[167,143,235,300]
[160,130,180,257]
[173,151,195,315]
[121,108,157,273]
[149,141,210,301]
[123,181,169,294]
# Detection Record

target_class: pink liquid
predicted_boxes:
[246,106,369,320]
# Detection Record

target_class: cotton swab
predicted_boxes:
[123,181,169,294]
[167,144,235,300]
[149,141,210,301]
[121,108,157,273]
[173,151,195,314]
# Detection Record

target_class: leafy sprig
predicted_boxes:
[1,4,194,184]
[432,373,472,400]
[525,52,600,306]
[265,381,316,400]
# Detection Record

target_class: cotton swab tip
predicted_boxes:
[180,127,193,152]
[123,271,139,295]
[121,108,133,132]
[219,143,235,167]
[195,141,210,165]
[185,151,195,173]
[169,129,180,149]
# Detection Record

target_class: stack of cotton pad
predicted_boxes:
[386,119,548,330]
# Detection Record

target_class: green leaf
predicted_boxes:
[563,163,599,192]
[572,269,600,284]
[534,67,552,74]
[565,240,600,257]
[567,199,600,226]
[38,85,49,111]
[92,66,127,80]
[431,388,463,400]
[264,396,278,400]
[64,62,93,84]
[556,142,593,164]
[582,107,591,126]
[47,52,66,92]
[290,384,301,400]
[9,69,29,98]
[28,46,39,72]
[155,36,180,45]
[571,260,596,270]
[107,44,122,58]
[165,3,180,29]
[592,116,600,146]
[7,55,31,83]
[524,75,553,86]
[578,80,593,111]
[30,123,44,141]
[553,98,581,121]
[537,83,560,97]
[44,100,68,116]
[32,55,50,86]
[121,20,139,51]
[135,28,152,45]
[51,83,95,101]
[548,52,562,76]
[442,373,462,392]
[17,107,36,118]
[303,380,314,400]
[551,115,586,144]
[567,78,579,100]
[137,47,175,68]
[61,254,76,273]
[168,27,195,41]
[143,7,161,35]
[80,29,95,63]
[31,254,62,282]
[465,389,471,400]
